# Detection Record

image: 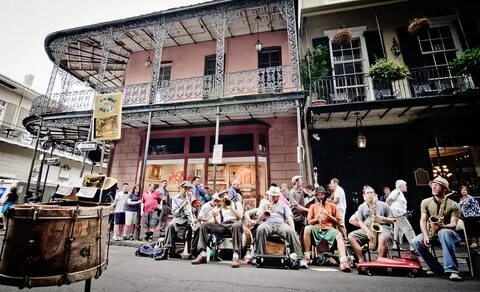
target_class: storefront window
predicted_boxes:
[186,158,205,184]
[209,134,254,152]
[189,136,205,153]
[149,137,184,155]
[145,159,184,194]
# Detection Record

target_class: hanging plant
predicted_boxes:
[332,26,352,46]
[368,58,410,84]
[408,17,431,35]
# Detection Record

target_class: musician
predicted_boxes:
[141,183,163,241]
[386,179,416,253]
[287,175,309,235]
[303,186,351,272]
[347,186,395,262]
[411,177,462,281]
[256,186,309,269]
[161,181,196,259]
[156,180,171,234]
[197,193,221,223]
[192,190,244,268]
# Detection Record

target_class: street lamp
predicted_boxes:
[255,16,263,52]
[355,113,367,149]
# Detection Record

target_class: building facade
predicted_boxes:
[300,0,480,229]
[24,0,307,207]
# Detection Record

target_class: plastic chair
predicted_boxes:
[430,219,474,277]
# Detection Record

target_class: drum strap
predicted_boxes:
[23,207,40,288]
[61,206,80,285]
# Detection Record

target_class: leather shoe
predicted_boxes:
[231,258,240,268]
[191,255,207,265]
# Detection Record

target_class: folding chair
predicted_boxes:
[430,219,474,277]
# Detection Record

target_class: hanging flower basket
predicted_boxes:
[408,17,431,35]
[332,27,352,46]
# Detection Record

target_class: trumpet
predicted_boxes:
[221,197,232,209]
[185,191,199,231]
[263,202,275,218]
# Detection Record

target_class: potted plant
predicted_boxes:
[300,45,330,105]
[408,17,431,35]
[368,58,410,84]
[332,26,352,46]
[450,47,480,88]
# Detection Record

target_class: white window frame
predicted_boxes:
[0,99,6,123]
[324,26,375,101]
[158,62,173,87]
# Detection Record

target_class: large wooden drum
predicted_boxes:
[0,203,113,288]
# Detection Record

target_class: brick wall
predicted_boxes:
[109,128,143,186]
[262,116,301,187]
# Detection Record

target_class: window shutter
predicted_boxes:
[364,31,385,65]
[396,27,424,68]
[453,19,480,49]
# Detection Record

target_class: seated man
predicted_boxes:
[255,186,308,268]
[348,186,395,262]
[303,186,351,272]
[411,177,462,281]
[161,181,196,259]
[192,191,244,268]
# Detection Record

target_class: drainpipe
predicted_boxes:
[213,106,220,191]
[296,100,305,178]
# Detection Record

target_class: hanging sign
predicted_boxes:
[93,92,122,141]
[212,144,223,164]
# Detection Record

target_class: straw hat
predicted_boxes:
[291,175,302,184]
[180,181,193,188]
[266,186,282,196]
[429,176,449,191]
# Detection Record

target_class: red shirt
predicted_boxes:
[141,191,162,213]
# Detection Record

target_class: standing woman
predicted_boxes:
[459,185,480,248]
[125,184,142,240]
[1,186,19,230]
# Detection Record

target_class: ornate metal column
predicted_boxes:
[149,20,173,104]
[278,0,301,91]
[208,10,231,99]
[95,27,122,93]
[45,38,69,112]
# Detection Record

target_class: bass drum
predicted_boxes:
[0,203,113,288]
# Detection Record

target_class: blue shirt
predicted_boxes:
[126,193,141,212]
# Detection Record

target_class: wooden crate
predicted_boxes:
[265,240,286,256]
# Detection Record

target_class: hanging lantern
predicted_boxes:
[332,26,352,46]
[408,17,431,35]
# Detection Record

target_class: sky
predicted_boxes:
[0,0,208,93]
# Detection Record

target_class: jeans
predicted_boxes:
[412,229,461,274]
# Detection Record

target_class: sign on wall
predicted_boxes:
[93,93,122,141]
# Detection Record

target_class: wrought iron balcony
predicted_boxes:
[309,67,475,105]
[32,66,295,115]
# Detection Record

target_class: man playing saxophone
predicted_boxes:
[192,190,244,268]
[348,186,395,263]
[411,177,462,281]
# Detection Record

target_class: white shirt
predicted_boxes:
[199,202,216,223]
[334,186,346,215]
[114,191,129,213]
[387,189,407,217]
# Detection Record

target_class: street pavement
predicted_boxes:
[0,245,478,292]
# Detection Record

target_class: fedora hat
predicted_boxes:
[291,175,302,184]
[315,185,326,194]
[266,186,282,196]
[180,181,193,188]
[429,176,449,191]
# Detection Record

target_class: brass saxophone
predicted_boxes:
[368,198,383,251]
[428,192,454,237]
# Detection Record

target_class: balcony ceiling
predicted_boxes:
[49,4,287,89]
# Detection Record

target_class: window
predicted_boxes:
[204,55,216,75]
[148,137,185,155]
[158,61,172,87]
[258,47,283,92]
[209,134,254,152]
[0,99,6,122]
[189,136,205,153]
[258,47,281,68]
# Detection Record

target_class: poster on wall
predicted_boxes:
[93,92,122,141]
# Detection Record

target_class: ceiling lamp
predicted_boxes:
[144,52,152,68]
[255,15,263,52]
[355,113,367,149]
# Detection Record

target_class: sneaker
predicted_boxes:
[191,254,207,265]
[299,259,308,269]
[470,242,478,248]
[129,235,134,241]
[339,261,351,272]
[122,235,127,240]
[231,258,240,268]
[449,273,462,281]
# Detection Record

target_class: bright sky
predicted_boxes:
[0,0,208,93]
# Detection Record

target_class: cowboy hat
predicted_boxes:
[266,186,282,196]
[429,176,449,191]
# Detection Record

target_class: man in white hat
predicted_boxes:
[160,181,196,259]
[256,186,309,268]
[287,175,309,235]
[386,179,416,252]
[411,177,462,281]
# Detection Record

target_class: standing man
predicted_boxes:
[113,183,130,240]
[156,180,171,234]
[386,180,416,252]
[287,175,309,235]
[256,186,308,268]
[227,179,242,202]
[329,178,347,240]
[348,186,395,262]
[191,176,205,202]
[141,183,162,241]
[411,177,462,281]
[379,186,391,202]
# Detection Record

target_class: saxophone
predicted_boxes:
[368,198,383,251]
[428,192,454,237]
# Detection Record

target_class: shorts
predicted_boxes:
[114,212,125,225]
[125,211,139,225]
[348,225,393,246]
[306,225,339,249]
[142,212,159,229]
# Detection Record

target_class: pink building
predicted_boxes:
[24,0,306,207]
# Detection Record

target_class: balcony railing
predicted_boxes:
[34,66,295,115]
[310,67,475,104]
